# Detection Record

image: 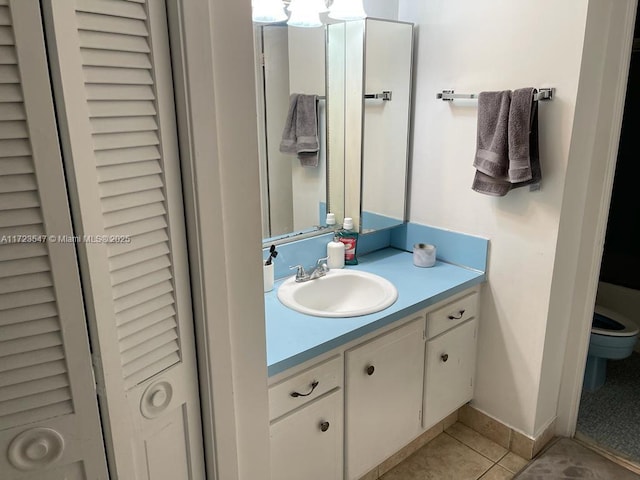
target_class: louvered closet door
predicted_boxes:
[42,1,205,479]
[0,1,108,479]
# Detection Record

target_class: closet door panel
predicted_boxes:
[0,1,107,479]
[43,0,205,478]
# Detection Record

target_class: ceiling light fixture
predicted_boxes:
[252,0,288,23]
[328,0,367,20]
[287,0,323,28]
[252,0,367,27]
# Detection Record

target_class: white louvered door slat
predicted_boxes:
[0,2,108,479]
[1,333,63,358]
[0,104,26,122]
[80,30,150,53]
[44,0,206,478]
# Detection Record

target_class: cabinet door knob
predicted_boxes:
[319,421,330,432]
[441,353,449,362]
[448,309,465,320]
[366,365,375,376]
[290,380,319,398]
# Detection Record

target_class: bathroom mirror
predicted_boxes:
[327,18,414,233]
[254,18,413,242]
[254,25,330,242]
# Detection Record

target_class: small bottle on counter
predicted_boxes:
[327,235,345,269]
[338,217,358,265]
[325,212,337,229]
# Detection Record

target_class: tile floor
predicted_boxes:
[380,422,529,480]
[516,438,640,480]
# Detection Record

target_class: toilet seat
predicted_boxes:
[592,306,639,337]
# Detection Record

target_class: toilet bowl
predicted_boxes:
[583,306,639,392]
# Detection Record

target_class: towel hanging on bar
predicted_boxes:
[471,88,541,196]
[437,87,554,102]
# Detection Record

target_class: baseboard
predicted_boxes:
[356,403,557,480]
[458,404,556,460]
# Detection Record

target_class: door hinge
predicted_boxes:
[418,409,423,423]
[259,52,266,67]
[91,355,106,398]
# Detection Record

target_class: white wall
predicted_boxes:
[398,0,590,436]
[364,0,399,20]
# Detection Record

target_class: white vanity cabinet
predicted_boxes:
[344,318,426,480]
[423,292,479,429]
[267,286,481,480]
[269,356,344,480]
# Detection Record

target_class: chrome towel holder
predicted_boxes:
[318,90,393,101]
[437,88,554,102]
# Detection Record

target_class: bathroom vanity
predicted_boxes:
[265,248,483,480]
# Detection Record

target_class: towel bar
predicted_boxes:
[317,90,393,101]
[365,91,392,101]
[437,88,554,102]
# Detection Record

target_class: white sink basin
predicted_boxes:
[277,269,398,317]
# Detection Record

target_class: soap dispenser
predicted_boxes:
[327,235,345,269]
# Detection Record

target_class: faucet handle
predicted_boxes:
[289,265,308,281]
[316,257,329,273]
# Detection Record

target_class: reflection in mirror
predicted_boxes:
[327,19,413,233]
[361,19,413,233]
[254,25,329,242]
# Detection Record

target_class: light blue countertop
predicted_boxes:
[265,248,485,377]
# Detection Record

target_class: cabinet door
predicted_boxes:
[345,318,425,480]
[424,318,478,429]
[270,389,343,480]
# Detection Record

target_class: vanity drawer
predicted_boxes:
[426,292,478,339]
[269,355,343,420]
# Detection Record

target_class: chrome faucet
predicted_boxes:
[290,257,329,283]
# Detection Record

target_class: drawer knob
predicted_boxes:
[366,365,375,376]
[441,353,449,362]
[447,309,465,320]
[290,380,319,398]
[320,421,330,432]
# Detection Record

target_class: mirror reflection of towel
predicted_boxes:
[279,93,319,167]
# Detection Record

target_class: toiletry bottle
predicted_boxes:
[326,212,336,229]
[327,235,345,269]
[338,217,358,265]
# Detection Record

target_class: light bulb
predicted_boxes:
[252,0,288,23]
[287,0,323,27]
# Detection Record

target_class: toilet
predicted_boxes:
[583,305,639,391]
